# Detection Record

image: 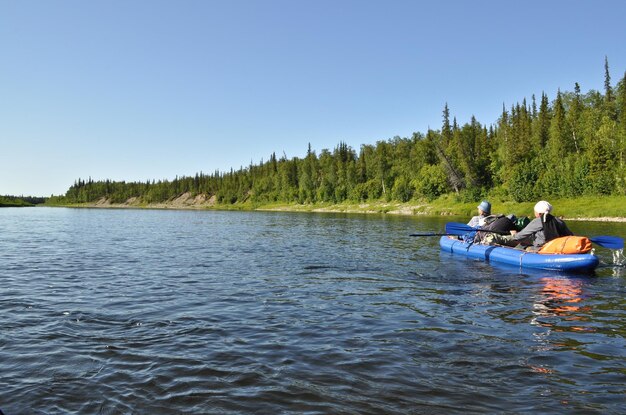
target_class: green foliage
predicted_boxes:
[349,179,382,202]
[413,164,448,201]
[455,187,486,204]
[0,195,43,207]
[509,160,539,202]
[54,59,624,209]
[391,176,414,202]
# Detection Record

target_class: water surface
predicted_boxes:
[1,207,625,414]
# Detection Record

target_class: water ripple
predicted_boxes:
[1,208,625,414]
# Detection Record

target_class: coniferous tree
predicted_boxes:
[604,56,617,121]
[532,92,551,154]
[605,56,613,104]
[442,103,452,147]
[438,111,463,193]
[547,89,573,160]
[298,144,317,203]
[566,83,583,153]
[492,104,514,183]
[317,149,336,202]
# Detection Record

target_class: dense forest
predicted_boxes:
[0,195,46,207]
[58,59,626,206]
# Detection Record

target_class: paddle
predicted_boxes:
[445,222,511,236]
[409,232,455,237]
[588,236,624,250]
[409,223,511,237]
[445,222,624,250]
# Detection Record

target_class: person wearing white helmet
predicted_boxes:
[468,200,491,227]
[502,200,573,249]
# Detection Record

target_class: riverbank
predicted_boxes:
[47,193,626,222]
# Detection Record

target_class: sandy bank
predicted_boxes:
[91,192,217,209]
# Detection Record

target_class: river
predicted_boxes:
[1,207,625,414]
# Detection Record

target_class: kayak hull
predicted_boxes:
[439,236,599,273]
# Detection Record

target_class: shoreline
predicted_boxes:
[47,193,626,223]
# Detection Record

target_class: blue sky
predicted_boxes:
[1,0,625,196]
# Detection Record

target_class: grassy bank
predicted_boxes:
[427,195,626,220]
[47,194,626,221]
[254,196,626,221]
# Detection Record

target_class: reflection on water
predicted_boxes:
[526,272,626,401]
[533,277,588,319]
[529,277,589,376]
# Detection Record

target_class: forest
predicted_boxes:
[57,59,626,207]
[0,196,46,207]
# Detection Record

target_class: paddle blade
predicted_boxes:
[589,236,624,250]
[445,222,474,236]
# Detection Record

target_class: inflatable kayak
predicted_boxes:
[439,236,599,272]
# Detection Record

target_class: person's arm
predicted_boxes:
[512,218,542,241]
[468,216,479,227]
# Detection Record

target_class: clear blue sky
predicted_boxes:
[1,0,625,196]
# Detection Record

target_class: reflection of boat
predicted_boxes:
[535,277,587,316]
[439,236,599,273]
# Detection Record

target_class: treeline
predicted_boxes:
[60,59,626,206]
[0,195,46,207]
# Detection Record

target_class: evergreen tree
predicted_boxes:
[566,83,583,153]
[532,92,551,153]
[604,56,617,121]
[605,56,613,104]
[442,103,452,147]
[547,89,573,160]
[298,143,317,203]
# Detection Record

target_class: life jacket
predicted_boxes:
[475,215,516,243]
[542,214,573,242]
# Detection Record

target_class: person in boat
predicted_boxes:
[474,214,518,244]
[468,200,491,227]
[485,200,572,250]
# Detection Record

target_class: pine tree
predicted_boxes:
[532,93,551,153]
[605,56,613,103]
[547,89,572,160]
[442,103,452,147]
[298,143,317,203]
[567,83,583,153]
[604,56,617,120]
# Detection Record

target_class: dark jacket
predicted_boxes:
[512,214,572,247]
[475,215,516,243]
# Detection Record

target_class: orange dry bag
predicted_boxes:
[538,236,592,254]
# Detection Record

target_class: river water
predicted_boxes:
[1,207,625,414]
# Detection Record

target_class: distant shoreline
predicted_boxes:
[566,217,626,223]
[48,193,626,223]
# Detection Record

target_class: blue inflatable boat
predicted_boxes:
[439,236,600,272]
